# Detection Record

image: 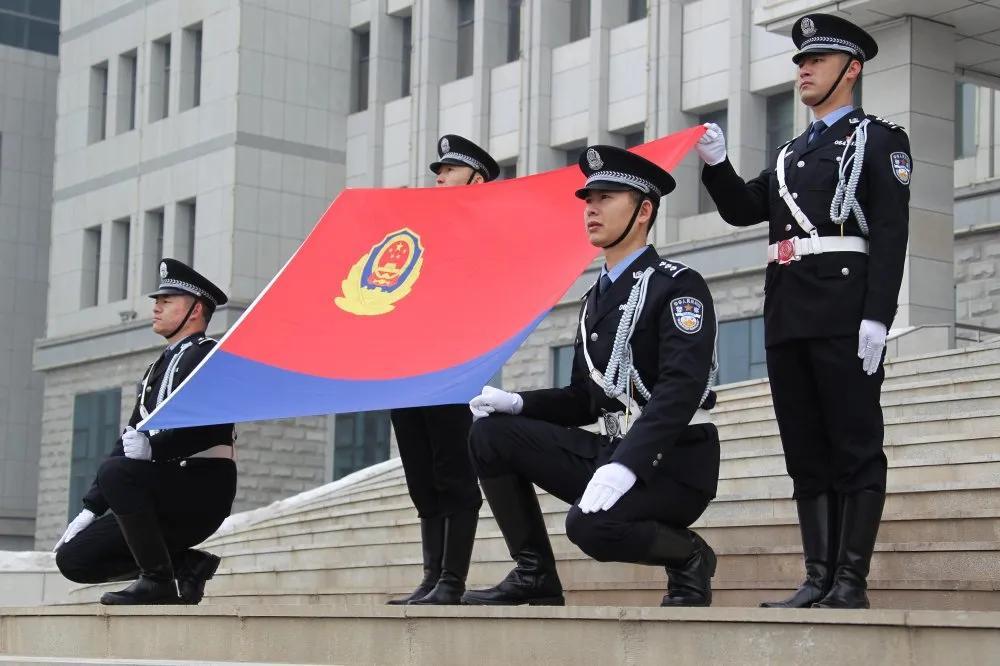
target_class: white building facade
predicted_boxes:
[27,0,1000,547]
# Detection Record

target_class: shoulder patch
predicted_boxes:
[867,114,905,132]
[656,259,689,278]
[670,297,704,334]
[890,151,911,185]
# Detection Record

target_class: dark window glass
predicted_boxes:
[334,410,391,480]
[552,345,575,388]
[506,0,521,63]
[956,82,977,159]
[624,130,644,148]
[500,163,517,180]
[698,108,727,213]
[716,317,767,385]
[353,29,369,112]
[0,0,59,54]
[68,388,121,520]
[456,0,474,79]
[565,145,585,167]
[628,0,647,22]
[400,15,412,97]
[26,0,58,20]
[766,91,794,166]
[569,0,590,42]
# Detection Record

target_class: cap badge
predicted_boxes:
[801,17,816,38]
[440,137,450,154]
[586,148,603,170]
[159,262,168,279]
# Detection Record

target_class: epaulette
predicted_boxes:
[655,259,689,278]
[866,114,905,131]
[197,336,217,346]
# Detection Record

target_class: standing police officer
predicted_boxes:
[461,146,720,607]
[386,135,499,605]
[54,259,237,605]
[697,14,910,609]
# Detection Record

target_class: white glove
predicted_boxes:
[469,386,524,421]
[53,509,97,552]
[578,463,637,514]
[858,319,888,375]
[695,123,727,166]
[123,426,152,461]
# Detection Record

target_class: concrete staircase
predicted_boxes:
[62,341,1000,610]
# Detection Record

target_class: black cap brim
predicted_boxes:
[574,181,636,200]
[429,157,476,175]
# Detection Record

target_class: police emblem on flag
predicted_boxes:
[335,228,424,316]
[670,297,704,334]
[890,151,911,185]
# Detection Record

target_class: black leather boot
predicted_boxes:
[100,512,181,605]
[387,515,445,605]
[658,528,717,607]
[813,490,885,609]
[411,507,479,604]
[761,492,838,608]
[175,549,222,605]
[461,476,564,606]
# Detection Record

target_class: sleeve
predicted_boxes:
[861,128,911,328]
[700,158,772,227]
[146,342,236,461]
[518,301,597,427]
[610,274,717,485]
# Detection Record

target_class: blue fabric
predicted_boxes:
[600,245,648,284]
[809,105,854,143]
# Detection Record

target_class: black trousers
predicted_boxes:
[56,456,237,584]
[390,404,482,518]
[469,415,714,564]
[766,336,888,498]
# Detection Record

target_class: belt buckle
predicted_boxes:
[600,411,623,439]
[777,238,797,265]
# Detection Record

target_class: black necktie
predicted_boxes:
[808,120,827,145]
[598,274,612,297]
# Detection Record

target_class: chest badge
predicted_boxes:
[890,152,911,185]
[670,297,704,334]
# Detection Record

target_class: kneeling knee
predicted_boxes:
[55,546,103,584]
[565,507,616,563]
[96,455,137,487]
[468,416,516,470]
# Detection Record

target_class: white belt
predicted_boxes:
[598,408,712,438]
[187,444,234,460]
[767,236,868,265]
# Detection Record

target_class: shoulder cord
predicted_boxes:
[603,268,656,402]
[144,341,194,436]
[829,118,870,236]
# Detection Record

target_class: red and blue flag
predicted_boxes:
[141,127,704,429]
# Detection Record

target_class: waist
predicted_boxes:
[188,444,234,460]
[768,236,868,264]
[599,408,712,438]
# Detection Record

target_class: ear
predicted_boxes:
[471,171,485,185]
[637,198,654,226]
[190,298,205,323]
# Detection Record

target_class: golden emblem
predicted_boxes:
[335,229,424,316]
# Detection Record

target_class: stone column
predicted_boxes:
[587,0,625,146]
[520,0,569,173]
[410,0,457,185]
[471,0,507,146]
[864,17,956,349]
[726,0,766,175]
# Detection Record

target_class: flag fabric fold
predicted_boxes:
[141,126,705,430]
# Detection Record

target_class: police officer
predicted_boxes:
[461,146,720,607]
[54,259,237,605]
[697,14,910,609]
[386,135,499,605]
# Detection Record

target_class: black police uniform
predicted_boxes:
[55,259,236,605]
[462,146,721,607]
[699,14,910,609]
[386,135,499,606]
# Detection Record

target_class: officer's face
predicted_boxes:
[151,294,198,337]
[583,190,648,247]
[435,164,480,187]
[797,53,859,106]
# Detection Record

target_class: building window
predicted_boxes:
[0,0,59,55]
[352,28,370,113]
[698,108,727,213]
[334,411,391,480]
[116,50,138,134]
[552,344,575,387]
[717,316,767,385]
[181,23,203,111]
[506,0,521,63]
[624,130,644,148]
[628,0,647,22]
[500,163,517,180]
[68,388,122,520]
[175,199,196,265]
[88,61,108,143]
[956,82,978,159]
[766,90,794,166]
[456,0,474,79]
[564,145,585,167]
[150,35,172,122]
[109,217,130,302]
[81,225,102,308]
[400,15,412,98]
[569,0,590,42]
[143,208,165,292]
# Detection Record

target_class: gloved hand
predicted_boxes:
[578,463,637,513]
[469,386,524,421]
[695,123,727,166]
[123,426,152,461]
[858,319,888,375]
[53,509,96,552]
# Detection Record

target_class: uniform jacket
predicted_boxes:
[701,107,910,347]
[82,332,236,515]
[519,246,720,497]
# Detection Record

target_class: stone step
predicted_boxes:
[3,605,998,666]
